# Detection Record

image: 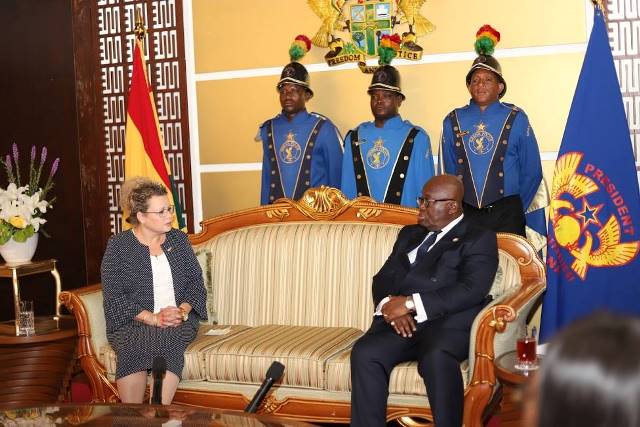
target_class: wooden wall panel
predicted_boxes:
[0,0,109,320]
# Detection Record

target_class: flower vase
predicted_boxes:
[0,233,39,264]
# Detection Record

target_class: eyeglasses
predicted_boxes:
[416,197,455,208]
[142,205,175,216]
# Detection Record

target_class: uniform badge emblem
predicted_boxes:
[279,132,302,164]
[282,65,296,77]
[307,0,435,72]
[468,122,495,155]
[366,138,390,169]
[548,152,639,280]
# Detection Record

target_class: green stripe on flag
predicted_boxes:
[169,175,186,230]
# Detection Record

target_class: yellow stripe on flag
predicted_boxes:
[123,39,180,230]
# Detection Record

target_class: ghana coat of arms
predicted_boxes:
[307,0,435,71]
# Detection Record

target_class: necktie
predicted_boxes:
[412,230,441,266]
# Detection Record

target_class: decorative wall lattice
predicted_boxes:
[608,0,640,165]
[97,0,191,234]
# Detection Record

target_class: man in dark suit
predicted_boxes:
[350,175,499,427]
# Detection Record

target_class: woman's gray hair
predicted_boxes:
[120,177,167,226]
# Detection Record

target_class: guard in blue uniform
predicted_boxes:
[440,25,543,236]
[258,62,343,204]
[341,65,434,207]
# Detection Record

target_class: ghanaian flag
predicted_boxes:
[123,39,185,231]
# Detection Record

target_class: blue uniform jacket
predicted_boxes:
[259,110,343,204]
[442,100,542,209]
[341,115,434,207]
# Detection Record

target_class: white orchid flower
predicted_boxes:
[1,184,50,233]
[30,216,47,232]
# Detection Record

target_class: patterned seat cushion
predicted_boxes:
[202,325,363,389]
[99,324,249,381]
[325,347,469,395]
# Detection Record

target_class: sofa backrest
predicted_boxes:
[191,187,533,332]
[193,221,401,330]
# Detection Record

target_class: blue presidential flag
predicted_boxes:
[540,7,640,342]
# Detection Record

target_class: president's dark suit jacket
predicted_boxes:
[372,217,498,330]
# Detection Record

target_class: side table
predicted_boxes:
[0,316,77,406]
[494,350,540,427]
[0,259,62,335]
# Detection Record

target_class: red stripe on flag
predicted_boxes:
[127,40,171,188]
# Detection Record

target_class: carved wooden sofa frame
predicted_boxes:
[61,187,545,426]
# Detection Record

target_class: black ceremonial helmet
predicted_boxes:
[277,62,313,98]
[466,55,507,98]
[367,65,405,100]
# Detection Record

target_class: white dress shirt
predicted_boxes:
[151,253,177,313]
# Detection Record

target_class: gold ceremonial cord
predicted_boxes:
[592,0,608,24]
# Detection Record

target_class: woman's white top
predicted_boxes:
[151,253,176,313]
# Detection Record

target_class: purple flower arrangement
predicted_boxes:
[0,143,60,244]
[2,143,60,200]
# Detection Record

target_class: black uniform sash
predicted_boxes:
[349,126,418,205]
[448,108,519,207]
[266,118,326,203]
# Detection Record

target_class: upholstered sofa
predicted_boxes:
[61,187,545,426]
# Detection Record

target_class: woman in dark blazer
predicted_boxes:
[101,177,207,404]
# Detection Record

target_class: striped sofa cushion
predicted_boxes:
[203,325,363,389]
[99,324,250,381]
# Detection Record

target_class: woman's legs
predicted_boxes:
[116,371,147,403]
[149,370,180,405]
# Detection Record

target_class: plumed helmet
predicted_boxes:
[465,25,507,98]
[367,65,405,100]
[277,35,314,97]
[277,62,313,97]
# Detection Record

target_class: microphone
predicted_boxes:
[151,355,166,405]
[244,361,285,413]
